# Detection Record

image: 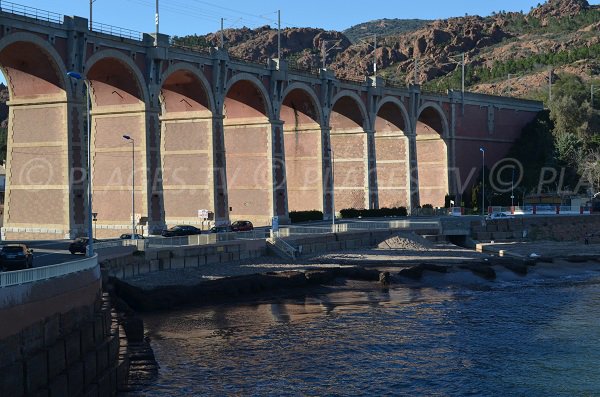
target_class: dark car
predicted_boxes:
[69,237,99,255]
[119,233,145,240]
[161,225,202,237]
[230,220,254,232]
[210,225,231,233]
[0,244,34,271]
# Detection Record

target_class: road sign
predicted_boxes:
[198,209,209,219]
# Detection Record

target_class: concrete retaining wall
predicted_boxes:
[471,215,600,242]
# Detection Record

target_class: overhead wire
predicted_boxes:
[120,0,300,32]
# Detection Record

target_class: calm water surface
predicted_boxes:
[136,269,600,396]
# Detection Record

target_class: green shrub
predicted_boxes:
[289,210,323,223]
[339,207,408,218]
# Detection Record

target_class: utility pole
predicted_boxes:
[155,0,159,46]
[461,52,465,94]
[220,18,224,49]
[414,58,418,85]
[277,10,281,60]
[373,34,377,77]
[548,68,553,103]
[89,0,96,31]
[321,40,340,70]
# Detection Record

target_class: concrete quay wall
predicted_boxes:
[102,239,268,280]
[0,292,127,397]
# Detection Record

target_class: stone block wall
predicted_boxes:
[0,293,128,397]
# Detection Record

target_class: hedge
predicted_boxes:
[289,210,324,223]
[339,207,408,219]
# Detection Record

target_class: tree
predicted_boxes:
[578,151,600,195]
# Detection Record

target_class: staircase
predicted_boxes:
[267,236,299,260]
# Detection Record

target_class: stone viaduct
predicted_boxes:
[0,6,543,239]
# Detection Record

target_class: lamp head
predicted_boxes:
[479,146,485,152]
[66,71,83,80]
[123,135,132,140]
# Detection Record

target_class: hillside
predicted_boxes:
[342,19,430,43]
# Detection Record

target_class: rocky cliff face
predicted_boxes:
[529,0,589,24]
[332,15,513,81]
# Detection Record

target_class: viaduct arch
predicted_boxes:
[0,32,73,239]
[223,74,275,226]
[374,97,411,208]
[329,90,369,211]
[415,102,449,207]
[84,50,150,237]
[159,65,215,227]
[280,83,324,214]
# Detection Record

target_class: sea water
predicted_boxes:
[132,267,600,396]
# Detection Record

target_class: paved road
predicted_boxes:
[5,217,447,268]
[22,240,81,268]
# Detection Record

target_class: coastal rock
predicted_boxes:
[459,264,496,280]
[398,263,448,280]
[379,271,391,285]
[500,262,529,276]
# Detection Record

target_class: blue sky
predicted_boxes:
[20,0,600,37]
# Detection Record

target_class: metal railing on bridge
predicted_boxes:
[0,1,63,24]
[276,219,442,237]
[90,21,143,41]
[0,255,98,288]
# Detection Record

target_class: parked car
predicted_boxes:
[486,212,513,220]
[119,233,145,240]
[230,220,254,232]
[0,244,34,271]
[161,225,202,237]
[210,225,231,233]
[69,237,99,254]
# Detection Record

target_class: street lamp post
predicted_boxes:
[122,135,136,240]
[511,166,515,208]
[327,148,335,229]
[480,146,485,216]
[67,71,94,257]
